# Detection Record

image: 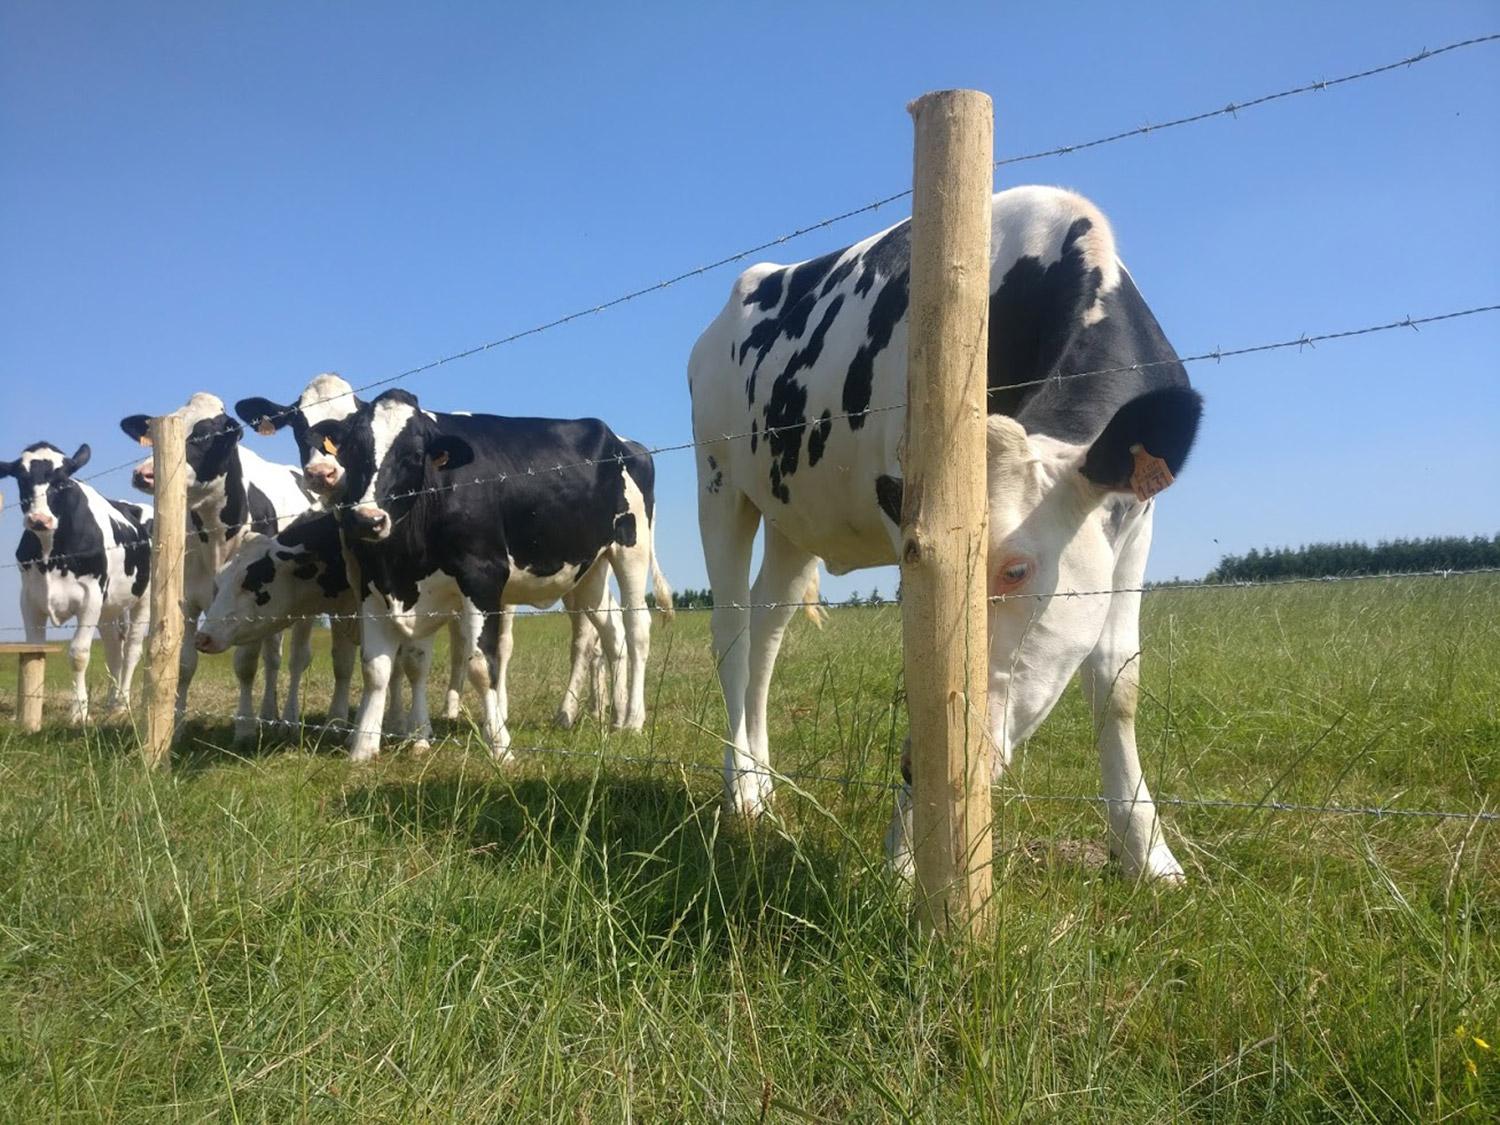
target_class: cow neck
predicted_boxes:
[187,447,250,569]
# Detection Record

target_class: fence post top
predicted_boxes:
[907,89,994,118]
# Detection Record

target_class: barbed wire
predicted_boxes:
[7,298,1496,576]
[1,565,1495,639]
[60,32,1500,489]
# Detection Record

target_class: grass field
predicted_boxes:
[1,575,1496,1121]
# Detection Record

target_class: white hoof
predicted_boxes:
[725,770,773,818]
[411,738,432,756]
[347,734,381,763]
[884,785,915,880]
[1119,844,1186,885]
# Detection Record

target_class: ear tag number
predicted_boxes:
[1129,444,1174,502]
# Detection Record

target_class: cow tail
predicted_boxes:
[651,543,675,623]
[802,566,828,629]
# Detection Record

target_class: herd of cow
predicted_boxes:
[5,186,1205,880]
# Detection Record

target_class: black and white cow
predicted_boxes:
[2,443,152,721]
[689,185,1203,882]
[119,393,318,740]
[311,389,673,761]
[197,509,617,745]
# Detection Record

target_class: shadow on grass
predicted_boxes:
[343,772,904,966]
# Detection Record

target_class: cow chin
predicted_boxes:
[195,631,229,655]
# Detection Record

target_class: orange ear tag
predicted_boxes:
[256,420,277,437]
[1129,444,1174,502]
[431,451,449,470]
[138,435,153,447]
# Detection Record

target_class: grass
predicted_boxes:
[0,575,1496,1121]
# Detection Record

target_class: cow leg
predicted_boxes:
[257,632,282,726]
[555,586,596,728]
[465,600,511,762]
[610,539,653,733]
[1081,512,1184,884]
[383,651,406,732]
[493,608,515,731]
[281,618,315,726]
[742,523,819,804]
[176,611,201,727]
[232,642,262,743]
[575,560,625,728]
[587,600,607,725]
[402,636,435,753]
[66,597,103,724]
[699,488,763,816]
[443,618,464,720]
[328,617,358,724]
[350,605,400,762]
[116,609,149,714]
[99,617,125,715]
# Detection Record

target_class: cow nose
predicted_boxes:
[306,463,339,490]
[195,633,216,653]
[350,506,388,535]
[25,515,54,532]
[134,468,155,490]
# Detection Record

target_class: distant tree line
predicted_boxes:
[1204,534,1500,582]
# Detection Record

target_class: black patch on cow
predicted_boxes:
[807,410,833,468]
[843,267,908,430]
[762,295,844,503]
[742,270,783,311]
[278,511,353,601]
[275,550,296,561]
[853,221,910,297]
[246,482,278,537]
[749,419,758,453]
[190,510,209,544]
[242,552,276,606]
[108,500,153,597]
[614,512,637,547]
[875,475,903,526]
[739,248,844,404]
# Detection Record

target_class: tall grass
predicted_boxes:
[1,576,1495,1120]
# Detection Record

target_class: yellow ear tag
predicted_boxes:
[1129,444,1174,502]
[431,450,449,470]
[138,435,153,447]
[256,420,277,437]
[322,436,338,456]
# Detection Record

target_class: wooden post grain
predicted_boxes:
[18,652,47,733]
[141,413,186,770]
[901,89,994,937]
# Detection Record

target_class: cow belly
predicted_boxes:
[375,574,470,641]
[42,575,93,626]
[502,559,590,608]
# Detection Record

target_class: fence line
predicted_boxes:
[9,298,1492,576]
[162,709,1500,827]
[56,32,1499,490]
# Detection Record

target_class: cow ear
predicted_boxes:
[235,397,291,437]
[120,414,153,445]
[428,435,473,473]
[218,415,245,443]
[1081,386,1203,501]
[0,459,18,479]
[63,443,91,475]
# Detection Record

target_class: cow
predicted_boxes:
[2,443,152,722]
[118,393,318,741]
[688,185,1203,883]
[196,509,617,745]
[309,389,673,762]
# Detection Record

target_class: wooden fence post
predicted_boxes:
[141,413,186,770]
[901,89,994,938]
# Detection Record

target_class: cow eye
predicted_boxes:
[993,558,1033,594]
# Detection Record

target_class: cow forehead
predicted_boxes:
[987,433,1090,538]
[368,399,420,461]
[298,374,357,428]
[176,392,228,428]
[18,445,66,473]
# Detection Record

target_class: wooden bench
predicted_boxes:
[0,642,65,733]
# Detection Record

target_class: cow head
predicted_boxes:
[0,442,91,535]
[119,392,243,500]
[328,389,473,543]
[982,386,1202,763]
[235,373,360,499]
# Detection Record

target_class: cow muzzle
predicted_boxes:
[132,464,155,492]
[24,514,55,532]
[304,462,342,493]
[347,506,390,540]
[195,631,228,655]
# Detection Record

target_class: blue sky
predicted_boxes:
[2,2,1497,632]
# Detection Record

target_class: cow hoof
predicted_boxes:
[554,708,576,730]
[1121,846,1186,885]
[725,773,773,818]
[234,718,257,744]
[347,737,381,763]
[410,738,432,756]
[489,744,515,765]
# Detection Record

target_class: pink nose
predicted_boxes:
[195,633,220,654]
[25,515,54,532]
[306,463,339,489]
[133,468,154,490]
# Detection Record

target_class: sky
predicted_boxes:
[2,2,1497,634]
